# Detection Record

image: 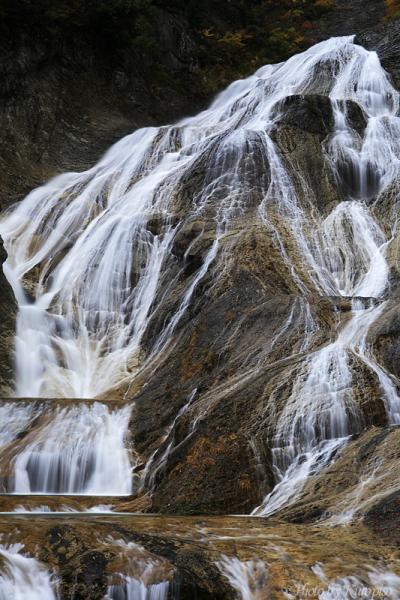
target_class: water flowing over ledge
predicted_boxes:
[1,34,400,522]
[0,401,134,496]
[0,542,59,599]
[0,515,398,599]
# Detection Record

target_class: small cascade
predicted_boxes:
[368,570,400,599]
[325,468,380,526]
[8,403,133,495]
[0,543,59,600]
[313,563,400,600]
[318,576,367,600]
[141,388,197,492]
[106,578,170,600]
[254,225,393,515]
[105,538,173,600]
[217,556,268,600]
[11,503,115,513]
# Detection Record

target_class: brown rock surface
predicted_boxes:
[0,515,398,599]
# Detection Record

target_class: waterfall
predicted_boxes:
[106,578,170,600]
[216,556,268,600]
[7,403,133,495]
[104,538,173,600]
[1,34,400,516]
[0,543,59,599]
[0,36,378,400]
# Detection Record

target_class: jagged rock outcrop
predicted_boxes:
[356,18,400,88]
[0,241,15,395]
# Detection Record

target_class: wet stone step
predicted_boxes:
[0,398,136,496]
[0,515,399,599]
[325,295,380,312]
[0,494,151,513]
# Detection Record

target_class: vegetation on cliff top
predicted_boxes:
[0,0,333,92]
[387,0,400,19]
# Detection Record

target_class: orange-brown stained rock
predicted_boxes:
[0,515,398,599]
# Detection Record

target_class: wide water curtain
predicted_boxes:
[1,35,400,519]
[9,404,133,495]
[0,38,389,398]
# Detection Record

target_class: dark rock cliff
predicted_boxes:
[0,8,202,211]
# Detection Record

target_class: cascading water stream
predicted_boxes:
[106,577,170,600]
[6,403,133,495]
[0,403,39,448]
[1,35,400,516]
[252,39,400,516]
[216,556,268,600]
[254,202,399,516]
[0,543,59,600]
[104,538,173,600]
[313,563,400,600]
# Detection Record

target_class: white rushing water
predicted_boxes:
[8,403,133,495]
[106,578,169,600]
[0,402,39,448]
[0,35,395,401]
[217,556,268,600]
[1,35,400,515]
[248,37,400,516]
[105,538,172,600]
[12,503,115,513]
[0,543,59,600]
[313,563,400,600]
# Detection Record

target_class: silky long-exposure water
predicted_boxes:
[1,33,400,597]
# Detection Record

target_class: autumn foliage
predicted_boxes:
[0,0,334,95]
[195,0,334,90]
[387,0,400,19]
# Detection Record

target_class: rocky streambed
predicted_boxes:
[0,514,399,599]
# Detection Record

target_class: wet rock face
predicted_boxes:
[365,490,400,545]
[121,82,395,515]
[0,515,399,600]
[0,241,15,395]
[47,525,108,600]
[277,95,336,135]
[356,19,400,89]
[275,426,400,528]
[131,242,295,514]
